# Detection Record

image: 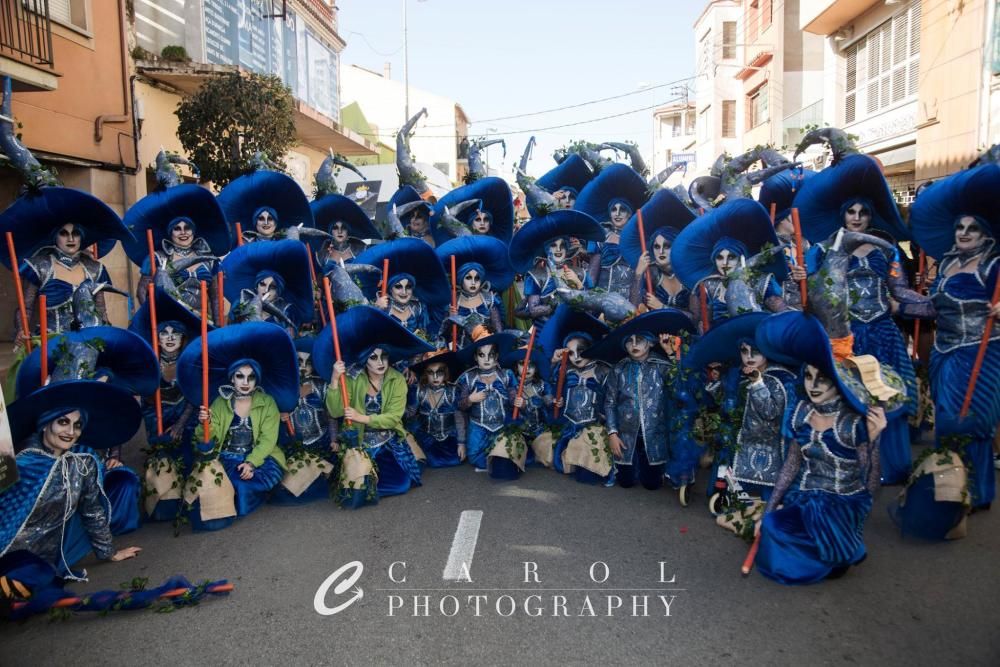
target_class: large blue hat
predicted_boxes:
[455,331,518,370]
[573,163,648,223]
[310,193,381,241]
[216,171,313,243]
[909,163,1000,261]
[431,177,515,244]
[682,312,770,371]
[17,326,159,398]
[122,184,230,266]
[354,237,451,306]
[0,187,133,269]
[8,380,142,448]
[129,286,213,347]
[409,349,464,380]
[220,239,315,324]
[312,306,435,380]
[508,209,605,273]
[388,184,431,211]
[435,235,515,292]
[535,154,594,195]
[793,154,908,243]
[500,345,552,380]
[619,189,697,267]
[294,335,317,355]
[537,304,609,360]
[177,321,299,412]
[672,198,788,290]
[584,309,694,364]
[757,168,816,224]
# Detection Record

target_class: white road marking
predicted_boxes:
[443,510,483,581]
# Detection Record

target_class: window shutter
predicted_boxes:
[48,0,72,23]
[722,100,736,138]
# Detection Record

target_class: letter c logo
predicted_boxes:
[314,561,365,616]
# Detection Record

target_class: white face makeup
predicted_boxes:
[516,360,537,382]
[471,211,491,235]
[256,210,277,237]
[740,342,767,374]
[170,220,195,249]
[547,238,569,265]
[330,221,349,243]
[566,337,590,369]
[652,234,672,271]
[424,361,447,388]
[625,334,651,361]
[159,325,184,355]
[257,276,278,301]
[43,410,84,453]
[475,344,498,371]
[609,202,632,229]
[461,270,482,295]
[714,249,739,277]
[954,215,986,253]
[366,348,389,377]
[555,190,575,209]
[55,223,82,255]
[408,210,429,236]
[774,216,794,238]
[297,351,314,379]
[232,364,258,395]
[803,364,838,405]
[843,202,871,233]
[391,279,414,305]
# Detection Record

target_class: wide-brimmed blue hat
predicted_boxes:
[220,239,315,324]
[431,177,515,244]
[672,199,788,290]
[310,193,381,241]
[535,154,594,196]
[793,154,908,243]
[0,188,134,269]
[17,326,159,398]
[537,304,609,360]
[620,189,697,267]
[909,163,1000,261]
[216,171,313,243]
[455,331,518,370]
[435,235,515,292]
[294,335,316,356]
[757,168,816,224]
[122,184,230,266]
[682,312,770,371]
[508,209,605,273]
[312,306,435,380]
[387,185,434,228]
[500,346,552,380]
[8,380,142,448]
[409,349,464,380]
[584,309,694,364]
[129,286,213,347]
[354,237,451,306]
[573,163,648,223]
[177,321,299,412]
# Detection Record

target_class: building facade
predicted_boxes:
[693,0,745,174]
[651,100,697,179]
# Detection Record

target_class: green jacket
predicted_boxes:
[325,368,407,441]
[194,390,286,470]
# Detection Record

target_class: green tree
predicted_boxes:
[175,71,297,188]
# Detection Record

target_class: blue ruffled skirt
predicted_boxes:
[757,489,872,585]
[104,466,141,536]
[372,436,422,498]
[410,428,463,468]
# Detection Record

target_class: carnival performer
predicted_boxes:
[908,155,1000,510]
[575,163,649,299]
[504,345,553,467]
[221,239,314,333]
[216,166,315,244]
[621,189,697,313]
[509,210,605,327]
[436,235,514,347]
[406,350,467,467]
[518,150,594,217]
[757,168,816,310]
[311,192,382,266]
[177,322,298,531]
[389,185,436,246]
[753,311,887,585]
[1,380,143,578]
[321,307,434,505]
[431,177,516,245]
[455,330,518,474]
[794,129,926,485]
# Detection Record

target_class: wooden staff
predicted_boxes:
[450,254,458,351]
[790,208,807,309]
[200,280,211,444]
[147,283,164,436]
[673,335,682,362]
[741,533,761,576]
[637,208,654,298]
[38,295,47,384]
[553,350,569,419]
[282,414,296,437]
[512,326,537,420]
[959,276,1000,419]
[234,222,244,247]
[322,276,351,425]
[146,228,157,279]
[912,250,925,361]
[699,283,709,333]
[381,258,390,298]
[769,202,776,224]
[307,254,326,326]
[6,231,31,352]
[216,271,225,327]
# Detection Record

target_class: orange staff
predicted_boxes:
[216,271,225,327]
[912,250,926,361]
[282,414,296,437]
[147,283,164,436]
[146,228,157,279]
[200,280,211,444]
[553,350,569,419]
[699,284,709,333]
[450,255,458,351]
[791,208,807,309]
[959,276,1000,419]
[769,202,776,224]
[741,533,761,576]
[381,258,390,298]
[6,231,31,352]
[234,222,244,247]
[322,276,351,425]
[38,295,47,384]
[511,326,537,420]
[637,209,653,298]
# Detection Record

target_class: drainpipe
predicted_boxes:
[94,0,133,147]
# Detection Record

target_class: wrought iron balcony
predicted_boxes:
[1,0,55,68]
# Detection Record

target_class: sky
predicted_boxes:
[336,0,704,178]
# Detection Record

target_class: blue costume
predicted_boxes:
[457,366,518,471]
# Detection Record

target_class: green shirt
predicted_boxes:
[194,390,286,470]
[325,368,408,441]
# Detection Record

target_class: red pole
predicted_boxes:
[148,283,164,436]
[790,208,807,309]
[38,295,47,384]
[959,276,1000,419]
[637,208,654,298]
[450,254,458,351]
[6,231,31,352]
[699,283,710,333]
[234,222,244,247]
[769,202,776,224]
[200,280,211,444]
[322,277,351,424]
[511,326,537,420]
[146,228,157,279]
[741,533,761,576]
[553,350,569,419]
[381,258,390,298]
[216,271,225,327]
[912,250,925,361]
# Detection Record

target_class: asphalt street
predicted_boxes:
[2,462,998,665]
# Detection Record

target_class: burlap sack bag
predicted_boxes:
[406,433,427,463]
[715,499,764,535]
[182,460,237,521]
[143,459,181,516]
[898,451,969,540]
[488,432,528,472]
[280,453,330,497]
[340,447,375,490]
[562,424,612,477]
[530,431,555,468]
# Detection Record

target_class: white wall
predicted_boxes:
[694,1,744,175]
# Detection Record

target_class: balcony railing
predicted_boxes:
[781,100,824,149]
[0,0,54,67]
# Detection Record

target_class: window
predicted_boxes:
[722,100,737,138]
[686,110,696,135]
[46,0,88,31]
[761,0,772,30]
[699,106,711,142]
[747,1,758,43]
[669,116,682,137]
[722,21,737,60]
[748,84,768,128]
[844,1,921,123]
